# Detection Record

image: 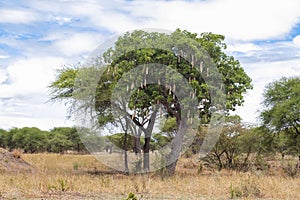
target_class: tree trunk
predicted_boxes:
[165,120,187,175]
[166,159,178,175]
[142,109,158,173]
[109,145,112,154]
[134,136,141,155]
[143,136,151,172]
[124,131,129,173]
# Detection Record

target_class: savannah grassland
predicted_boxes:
[0,153,299,200]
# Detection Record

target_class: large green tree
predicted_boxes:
[50,127,85,152]
[11,127,48,153]
[49,29,252,174]
[260,77,300,160]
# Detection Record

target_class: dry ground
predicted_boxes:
[0,152,299,199]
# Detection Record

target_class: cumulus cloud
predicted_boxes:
[50,16,73,25]
[124,0,300,41]
[0,55,9,59]
[0,9,38,24]
[0,57,73,130]
[50,32,104,57]
[227,39,300,64]
[226,43,262,53]
[30,0,300,40]
[233,58,300,123]
[0,69,8,84]
[0,57,66,98]
[293,35,300,47]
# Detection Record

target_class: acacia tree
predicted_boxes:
[260,77,300,160]
[11,127,48,153]
[49,29,252,174]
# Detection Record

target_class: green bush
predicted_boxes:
[125,192,138,200]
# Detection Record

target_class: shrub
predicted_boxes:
[282,162,299,178]
[125,192,138,200]
[73,162,79,171]
[229,179,262,199]
[229,184,242,199]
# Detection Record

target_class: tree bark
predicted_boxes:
[133,128,142,155]
[165,120,187,175]
[143,136,150,172]
[166,160,178,175]
[123,131,129,173]
[142,109,158,173]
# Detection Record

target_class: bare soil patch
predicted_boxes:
[0,148,33,173]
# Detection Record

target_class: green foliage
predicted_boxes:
[261,77,300,133]
[0,126,89,154]
[260,77,300,158]
[161,117,177,137]
[49,127,85,153]
[229,183,242,199]
[125,192,138,200]
[11,127,48,153]
[0,129,7,148]
[49,29,252,125]
[152,133,170,149]
[49,67,79,100]
[49,29,252,174]
[48,133,72,153]
[48,179,69,192]
[282,161,299,178]
[203,115,263,170]
[107,133,136,151]
[73,162,79,171]
[58,179,69,192]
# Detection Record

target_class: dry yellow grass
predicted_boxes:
[0,153,299,199]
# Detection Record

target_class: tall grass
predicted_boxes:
[0,154,299,199]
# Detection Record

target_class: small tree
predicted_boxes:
[260,77,300,160]
[48,132,73,153]
[50,127,85,152]
[203,115,261,170]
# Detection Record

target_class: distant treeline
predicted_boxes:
[0,127,170,154]
[0,127,86,153]
[0,123,299,170]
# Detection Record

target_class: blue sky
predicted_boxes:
[0,0,300,130]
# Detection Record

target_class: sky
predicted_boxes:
[0,0,300,131]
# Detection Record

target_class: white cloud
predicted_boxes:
[121,0,300,41]
[234,59,300,124]
[50,16,73,25]
[0,9,38,24]
[226,43,261,53]
[19,0,300,41]
[0,69,8,84]
[0,55,9,59]
[0,105,74,131]
[0,57,73,130]
[51,32,104,57]
[293,35,300,47]
[0,57,66,98]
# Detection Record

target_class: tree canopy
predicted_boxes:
[261,77,300,134]
[260,76,300,159]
